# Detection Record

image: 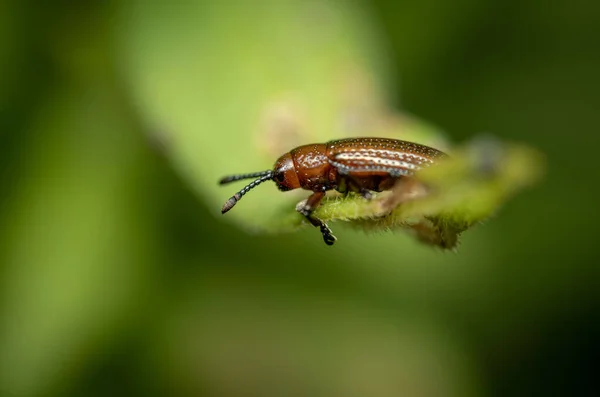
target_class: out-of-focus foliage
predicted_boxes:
[1,1,599,397]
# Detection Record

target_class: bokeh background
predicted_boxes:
[1,1,599,396]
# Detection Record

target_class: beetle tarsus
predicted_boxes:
[320,224,337,245]
[302,211,336,246]
[297,191,335,245]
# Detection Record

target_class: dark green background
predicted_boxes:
[1,1,598,396]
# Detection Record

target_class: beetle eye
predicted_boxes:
[274,172,285,183]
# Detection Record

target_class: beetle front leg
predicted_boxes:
[297,191,337,246]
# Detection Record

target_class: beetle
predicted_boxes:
[219,137,447,245]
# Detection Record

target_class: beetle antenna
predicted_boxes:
[221,172,273,214]
[219,170,272,185]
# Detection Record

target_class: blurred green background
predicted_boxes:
[1,1,598,396]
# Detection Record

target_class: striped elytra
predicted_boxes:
[326,137,445,178]
[219,137,447,246]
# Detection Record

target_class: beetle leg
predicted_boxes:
[297,191,337,246]
[344,176,373,200]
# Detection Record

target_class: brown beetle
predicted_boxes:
[219,137,446,245]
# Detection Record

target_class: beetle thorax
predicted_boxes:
[290,144,331,190]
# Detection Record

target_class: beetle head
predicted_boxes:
[272,152,300,191]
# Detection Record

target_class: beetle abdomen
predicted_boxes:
[326,137,445,177]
